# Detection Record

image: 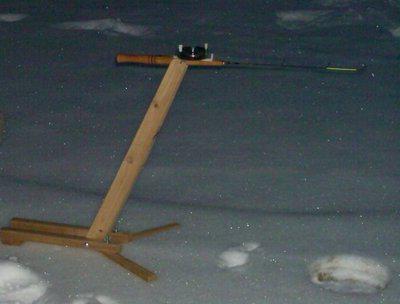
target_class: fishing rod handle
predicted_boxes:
[116,54,225,67]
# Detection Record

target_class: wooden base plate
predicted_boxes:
[0,218,179,282]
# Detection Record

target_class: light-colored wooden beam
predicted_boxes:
[10,218,179,244]
[10,218,89,237]
[121,222,180,243]
[87,59,188,240]
[102,252,157,282]
[0,228,121,254]
[10,217,127,241]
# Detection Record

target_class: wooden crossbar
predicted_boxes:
[0,227,121,254]
[9,218,179,244]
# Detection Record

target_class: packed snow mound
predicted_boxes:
[0,14,27,22]
[55,18,150,36]
[276,10,331,24]
[71,293,120,304]
[276,9,362,30]
[218,242,260,268]
[317,0,358,7]
[309,254,391,294]
[0,260,48,304]
[389,26,400,37]
[0,259,122,304]
[241,242,260,252]
[276,3,400,38]
[218,249,249,268]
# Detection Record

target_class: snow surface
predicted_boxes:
[0,0,399,303]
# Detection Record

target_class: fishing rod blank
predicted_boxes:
[116,44,365,73]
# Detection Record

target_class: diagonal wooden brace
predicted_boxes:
[87,59,188,240]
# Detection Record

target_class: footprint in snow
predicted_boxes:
[71,293,120,304]
[0,258,120,304]
[0,258,48,304]
[54,18,150,37]
[0,14,28,22]
[218,242,260,269]
[309,254,391,294]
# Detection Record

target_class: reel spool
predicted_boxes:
[177,43,210,60]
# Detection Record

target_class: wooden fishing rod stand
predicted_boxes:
[0,59,188,282]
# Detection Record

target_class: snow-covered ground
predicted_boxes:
[0,1,399,303]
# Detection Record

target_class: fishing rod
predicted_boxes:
[116,43,365,74]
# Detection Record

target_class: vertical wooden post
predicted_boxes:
[87,59,188,240]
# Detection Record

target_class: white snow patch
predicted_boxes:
[218,249,249,268]
[71,293,120,304]
[276,10,330,23]
[309,254,391,294]
[55,18,150,36]
[318,0,354,7]
[218,242,260,268]
[0,259,121,304]
[0,14,28,22]
[275,9,339,30]
[0,260,48,304]
[389,26,400,37]
[276,5,400,35]
[241,241,260,252]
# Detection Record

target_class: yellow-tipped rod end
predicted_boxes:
[325,64,366,73]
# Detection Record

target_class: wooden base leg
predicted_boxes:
[0,227,121,254]
[10,217,89,237]
[112,222,180,244]
[1,218,179,282]
[0,232,25,246]
[9,218,179,244]
[101,252,157,282]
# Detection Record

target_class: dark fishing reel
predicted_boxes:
[176,43,210,60]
